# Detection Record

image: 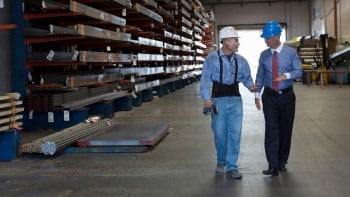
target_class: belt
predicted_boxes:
[264,86,292,95]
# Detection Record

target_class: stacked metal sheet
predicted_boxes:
[49,24,131,42]
[77,24,131,41]
[141,0,158,9]
[158,6,174,20]
[25,0,69,10]
[89,85,112,97]
[165,66,183,74]
[180,0,192,10]
[165,54,181,61]
[70,1,126,26]
[181,36,192,44]
[138,37,163,47]
[79,51,131,63]
[134,3,163,23]
[66,73,123,87]
[160,76,181,85]
[27,51,78,62]
[194,41,206,48]
[182,55,194,61]
[134,80,160,92]
[180,7,191,19]
[137,53,164,61]
[193,25,202,33]
[23,89,89,112]
[23,84,131,111]
[181,16,192,27]
[61,91,130,110]
[182,44,192,52]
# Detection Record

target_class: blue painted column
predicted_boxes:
[11,0,27,95]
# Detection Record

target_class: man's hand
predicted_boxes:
[274,74,286,82]
[204,100,213,108]
[255,98,261,110]
[249,84,258,92]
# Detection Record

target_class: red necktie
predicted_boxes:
[272,51,279,90]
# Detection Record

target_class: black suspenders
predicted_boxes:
[217,50,238,84]
[212,51,241,98]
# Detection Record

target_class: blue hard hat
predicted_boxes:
[260,21,282,39]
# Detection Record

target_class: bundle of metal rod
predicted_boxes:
[19,119,114,155]
[41,142,56,155]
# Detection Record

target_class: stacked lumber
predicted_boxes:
[0,93,23,132]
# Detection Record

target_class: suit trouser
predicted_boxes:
[262,88,296,168]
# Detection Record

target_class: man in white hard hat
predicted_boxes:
[200,26,257,179]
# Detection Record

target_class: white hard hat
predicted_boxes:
[219,26,239,41]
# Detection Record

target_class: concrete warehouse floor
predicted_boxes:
[1,81,350,197]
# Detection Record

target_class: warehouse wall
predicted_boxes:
[0,0,12,93]
[204,1,310,45]
[318,0,350,43]
[338,0,350,42]
[311,0,324,36]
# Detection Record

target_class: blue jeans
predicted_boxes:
[211,96,243,171]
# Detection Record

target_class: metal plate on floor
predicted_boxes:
[64,146,148,153]
[76,122,169,147]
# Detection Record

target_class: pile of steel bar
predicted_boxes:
[70,1,126,26]
[22,89,89,111]
[89,86,111,97]
[23,83,131,111]
[27,51,77,62]
[28,71,122,87]
[61,91,129,110]
[134,3,163,23]
[66,73,123,88]
[19,119,114,155]
[0,93,24,132]
[134,80,160,92]
[79,51,131,63]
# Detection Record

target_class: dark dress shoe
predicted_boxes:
[263,168,279,176]
[279,165,287,172]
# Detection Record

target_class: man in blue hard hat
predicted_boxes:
[200,26,257,179]
[255,21,302,176]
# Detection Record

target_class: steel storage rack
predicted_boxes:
[0,24,23,161]
[19,0,213,131]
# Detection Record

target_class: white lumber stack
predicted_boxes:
[0,93,23,132]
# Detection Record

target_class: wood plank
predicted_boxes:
[0,93,21,101]
[0,122,22,132]
[0,108,24,117]
[0,101,22,109]
[0,115,23,125]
